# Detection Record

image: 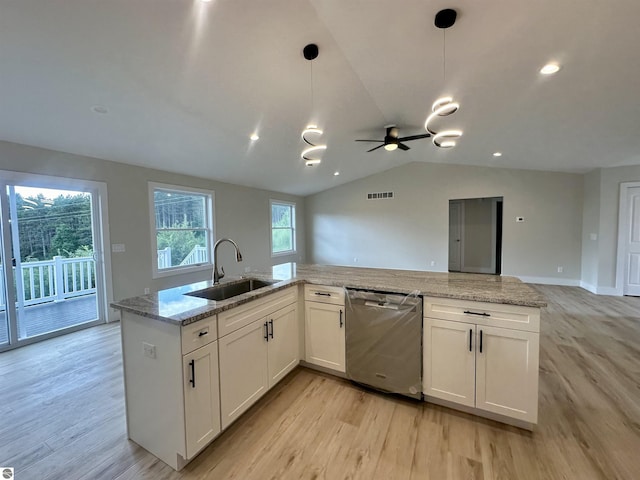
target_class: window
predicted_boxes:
[150,183,214,277]
[271,200,296,256]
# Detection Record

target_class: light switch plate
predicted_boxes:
[112,243,126,253]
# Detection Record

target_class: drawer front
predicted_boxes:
[424,297,540,333]
[218,287,298,338]
[304,284,345,306]
[182,315,217,354]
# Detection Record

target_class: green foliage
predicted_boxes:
[271,203,294,253]
[16,193,93,261]
[157,222,206,266]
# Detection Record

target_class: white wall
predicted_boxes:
[305,162,583,284]
[0,140,305,304]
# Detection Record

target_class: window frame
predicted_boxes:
[149,182,215,279]
[270,199,296,257]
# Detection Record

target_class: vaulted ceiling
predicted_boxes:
[1,1,639,195]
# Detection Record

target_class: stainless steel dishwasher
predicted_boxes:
[345,289,423,400]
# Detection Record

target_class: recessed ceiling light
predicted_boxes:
[250,133,259,141]
[201,0,212,3]
[91,105,108,114]
[493,152,502,157]
[540,63,561,75]
[334,171,340,176]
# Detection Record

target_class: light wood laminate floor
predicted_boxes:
[0,285,638,479]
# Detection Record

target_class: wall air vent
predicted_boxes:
[367,192,394,200]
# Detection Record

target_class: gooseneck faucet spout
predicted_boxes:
[213,238,243,284]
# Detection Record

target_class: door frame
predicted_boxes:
[449,200,464,272]
[616,181,640,296]
[0,170,114,352]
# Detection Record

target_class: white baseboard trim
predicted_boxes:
[516,276,580,286]
[596,286,622,296]
[579,281,598,294]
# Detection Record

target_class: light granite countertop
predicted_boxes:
[111,263,546,326]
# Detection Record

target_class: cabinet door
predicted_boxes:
[267,303,299,388]
[304,302,345,372]
[183,341,221,459]
[423,318,476,407]
[218,320,269,430]
[475,325,539,423]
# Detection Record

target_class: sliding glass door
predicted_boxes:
[0,179,107,350]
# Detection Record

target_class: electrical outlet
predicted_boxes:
[557,266,564,273]
[144,287,150,294]
[244,266,251,273]
[353,257,358,263]
[430,260,436,267]
[143,342,156,359]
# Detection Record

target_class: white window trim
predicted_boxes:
[149,182,215,279]
[270,199,296,257]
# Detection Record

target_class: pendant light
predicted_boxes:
[301,43,326,166]
[424,9,463,148]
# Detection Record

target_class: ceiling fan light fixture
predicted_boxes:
[384,143,398,151]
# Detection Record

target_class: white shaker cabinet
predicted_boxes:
[424,317,476,408]
[183,341,221,459]
[304,285,345,373]
[268,303,299,386]
[218,319,270,430]
[218,287,298,430]
[423,297,540,427]
[120,313,220,471]
[475,325,539,421]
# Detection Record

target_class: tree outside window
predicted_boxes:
[271,201,295,255]
[151,184,214,276]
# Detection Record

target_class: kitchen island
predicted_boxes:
[112,264,545,470]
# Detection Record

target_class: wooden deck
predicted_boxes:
[0,294,97,344]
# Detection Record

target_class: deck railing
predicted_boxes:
[0,256,96,309]
[157,245,208,269]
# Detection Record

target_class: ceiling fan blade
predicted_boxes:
[397,143,410,151]
[397,133,431,142]
[355,139,384,143]
[367,144,386,153]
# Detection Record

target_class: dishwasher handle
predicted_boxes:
[363,300,400,310]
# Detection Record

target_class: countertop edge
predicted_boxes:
[111,272,546,326]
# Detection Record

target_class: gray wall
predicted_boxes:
[581,169,601,291]
[305,162,584,283]
[598,164,640,291]
[0,140,305,306]
[461,198,494,273]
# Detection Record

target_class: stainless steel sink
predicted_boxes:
[186,278,276,301]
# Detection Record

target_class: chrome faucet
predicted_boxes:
[212,238,243,284]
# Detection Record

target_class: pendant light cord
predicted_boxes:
[442,29,446,84]
[310,60,314,114]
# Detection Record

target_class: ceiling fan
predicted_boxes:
[356,125,431,152]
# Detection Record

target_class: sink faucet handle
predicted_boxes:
[218,265,225,280]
